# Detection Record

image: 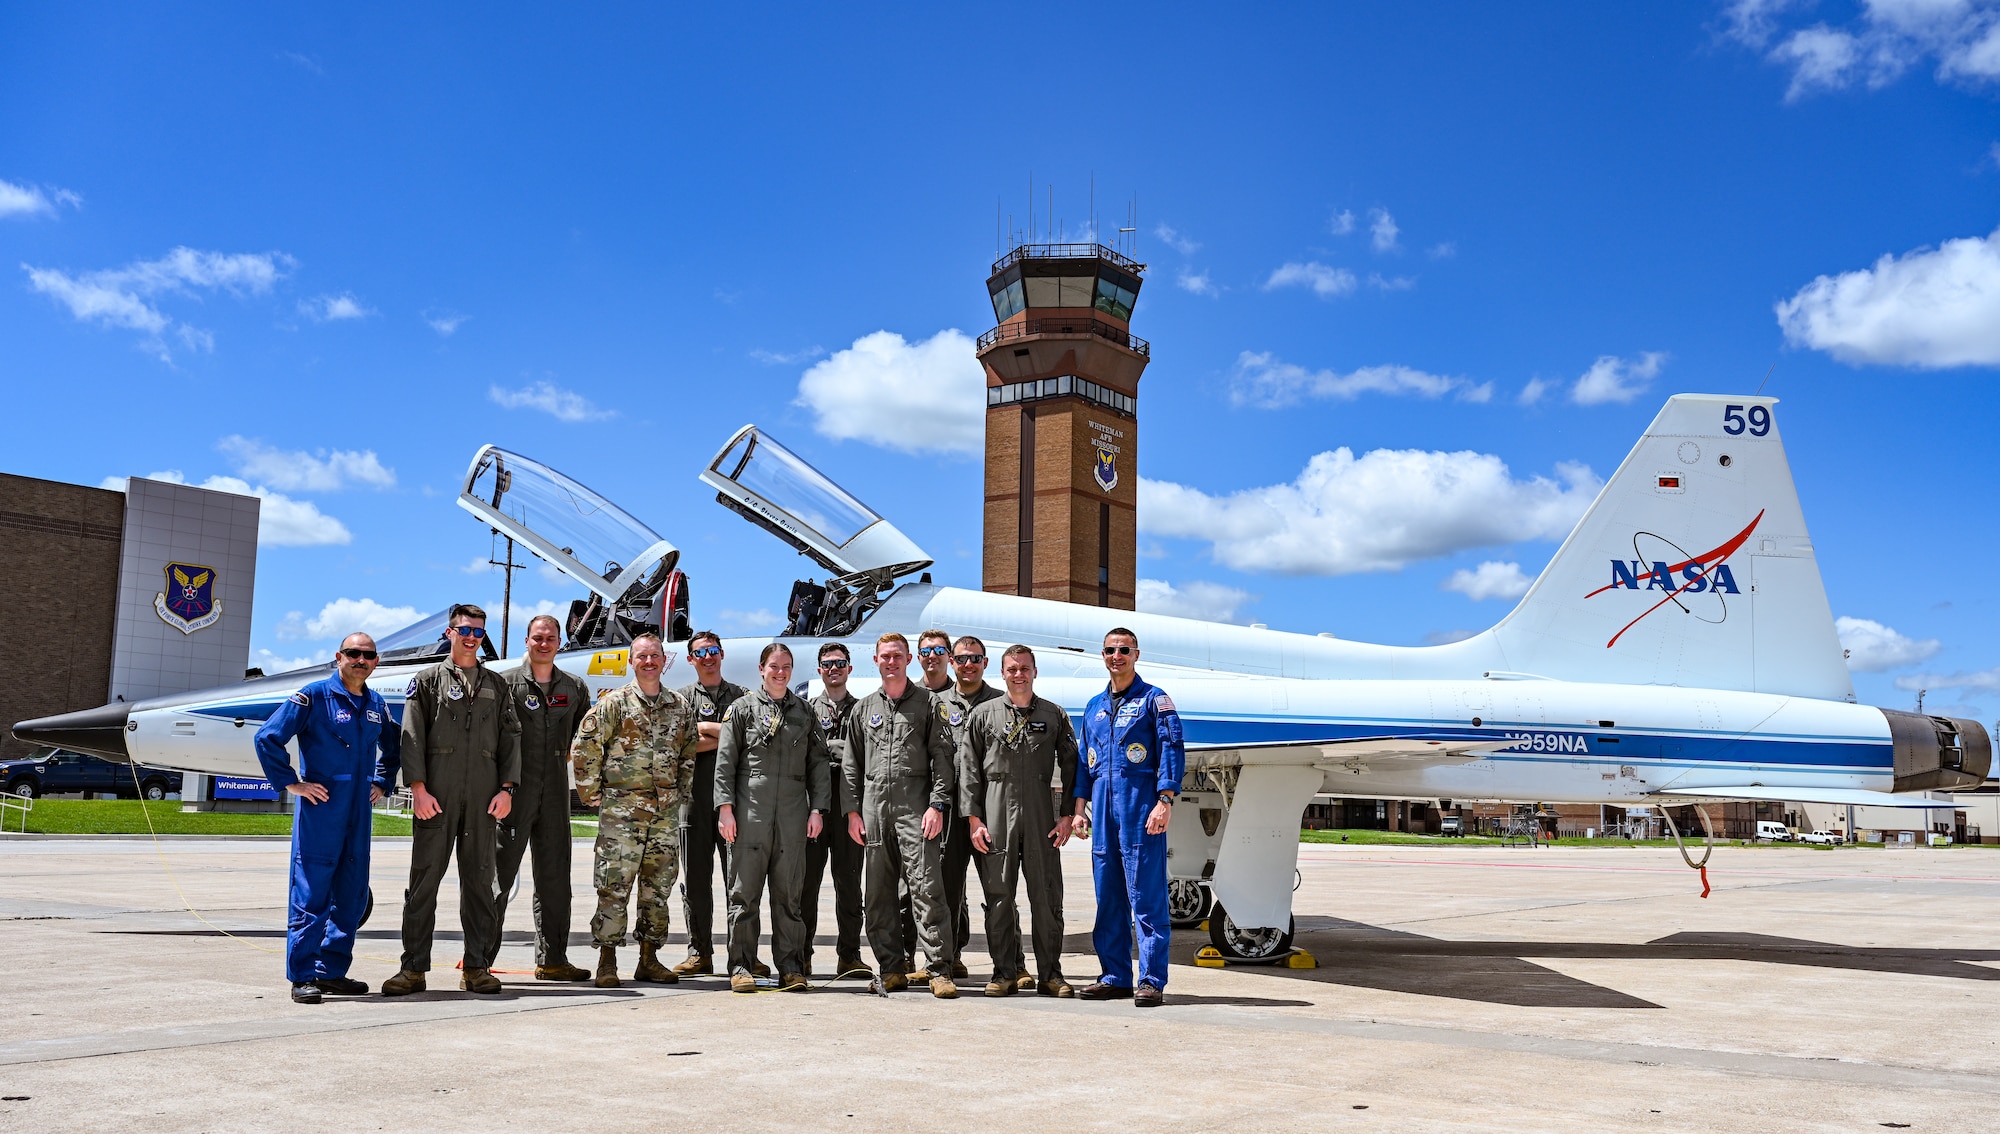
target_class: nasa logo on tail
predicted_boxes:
[154,562,222,634]
[1586,511,1762,649]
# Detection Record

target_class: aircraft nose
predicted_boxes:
[12,702,133,763]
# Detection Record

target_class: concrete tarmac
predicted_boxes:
[3,835,1999,1131]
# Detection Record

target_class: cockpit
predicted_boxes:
[441,427,931,651]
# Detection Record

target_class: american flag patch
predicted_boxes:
[1154,693,1175,713]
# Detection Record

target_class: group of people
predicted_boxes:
[253,605,1185,1009]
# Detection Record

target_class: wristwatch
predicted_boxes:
[501,784,517,795]
[1157,791,1175,804]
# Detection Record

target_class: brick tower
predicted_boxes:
[976,243,1148,608]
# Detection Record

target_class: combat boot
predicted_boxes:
[750,958,772,978]
[1037,976,1075,998]
[730,972,758,994]
[951,960,969,979]
[879,971,909,992]
[595,946,621,988]
[671,953,713,977]
[536,961,592,982]
[460,967,501,994]
[983,976,1017,997]
[835,954,871,979]
[909,965,934,982]
[634,943,678,984]
[779,972,809,991]
[1011,972,1036,993]
[381,970,426,997]
[929,974,959,999]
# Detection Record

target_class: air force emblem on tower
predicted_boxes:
[1093,441,1118,492]
[155,562,222,634]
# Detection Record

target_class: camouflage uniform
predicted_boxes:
[571,682,700,949]
[933,682,1001,956]
[960,694,1078,981]
[715,685,832,978]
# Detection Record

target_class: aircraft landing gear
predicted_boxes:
[1168,878,1213,927]
[1205,902,1295,963]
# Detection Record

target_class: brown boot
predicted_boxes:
[672,953,713,976]
[1038,976,1075,998]
[730,972,758,994]
[879,971,909,992]
[779,972,809,991]
[929,974,959,999]
[750,959,771,978]
[460,967,501,994]
[380,969,426,997]
[951,960,969,979]
[536,961,592,982]
[634,943,678,984]
[594,946,621,988]
[1012,972,1037,993]
[835,954,871,979]
[983,977,1016,997]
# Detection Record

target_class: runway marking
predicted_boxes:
[1311,854,2000,884]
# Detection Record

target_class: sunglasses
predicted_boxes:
[1101,645,1135,656]
[818,659,851,670]
[917,645,951,657]
[450,625,487,639]
[341,648,379,661]
[953,654,985,665]
[689,646,722,659]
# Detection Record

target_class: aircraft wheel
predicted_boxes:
[1168,879,1212,926]
[360,887,374,928]
[1206,903,1294,963]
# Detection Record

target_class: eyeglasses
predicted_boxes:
[450,626,487,639]
[689,646,722,659]
[917,645,951,657]
[1101,645,1135,656]
[340,648,379,660]
[952,654,985,665]
[818,659,851,670]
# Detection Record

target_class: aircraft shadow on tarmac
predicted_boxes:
[1161,917,2000,1009]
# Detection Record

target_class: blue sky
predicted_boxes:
[4,2,1998,719]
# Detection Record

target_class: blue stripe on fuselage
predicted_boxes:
[184,699,407,724]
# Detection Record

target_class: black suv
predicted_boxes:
[1,747,182,800]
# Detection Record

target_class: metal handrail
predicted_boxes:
[977,318,1150,356]
[991,242,1144,274]
[1,790,32,834]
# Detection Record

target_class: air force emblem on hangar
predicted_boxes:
[155,562,223,634]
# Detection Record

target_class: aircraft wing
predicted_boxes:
[1186,735,1518,772]
[1655,786,1963,809]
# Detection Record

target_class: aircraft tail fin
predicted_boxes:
[1489,394,1853,701]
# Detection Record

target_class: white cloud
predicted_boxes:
[1139,449,1601,576]
[1572,351,1667,405]
[462,555,497,575]
[425,311,468,336]
[1894,666,2000,693]
[1369,208,1401,252]
[717,607,784,634]
[106,471,351,546]
[1229,351,1487,408]
[299,292,372,321]
[0,178,80,219]
[278,51,325,75]
[279,597,425,641]
[1442,560,1535,601]
[1836,616,1942,672]
[1519,377,1556,405]
[1153,223,1200,255]
[1728,0,2000,99]
[1177,267,1217,296]
[795,329,984,456]
[1428,242,1457,260]
[750,345,827,365]
[216,435,395,491]
[489,380,614,423]
[1775,225,2000,368]
[251,647,326,675]
[1135,578,1255,624]
[1264,261,1357,299]
[22,246,293,359]
[1329,209,1356,236]
[1367,273,1416,292]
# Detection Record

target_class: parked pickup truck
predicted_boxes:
[1797,830,1842,845]
[1,747,182,800]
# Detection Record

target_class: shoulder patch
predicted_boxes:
[1154,692,1176,713]
[721,706,734,722]
[289,691,311,706]
[404,677,418,697]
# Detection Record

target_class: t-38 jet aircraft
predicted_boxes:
[16,394,1987,960]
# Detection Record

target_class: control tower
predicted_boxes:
[976,242,1148,608]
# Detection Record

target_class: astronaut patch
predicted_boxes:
[289,691,311,707]
[1153,693,1176,713]
[1086,746,1098,768]
[1125,742,1148,763]
[524,695,541,711]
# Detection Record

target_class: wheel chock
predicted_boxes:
[1285,948,1318,970]
[1197,919,1209,932]
[1193,946,1227,968]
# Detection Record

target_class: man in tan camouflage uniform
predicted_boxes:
[570,633,700,988]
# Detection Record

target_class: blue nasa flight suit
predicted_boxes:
[1076,673,1185,991]
[254,677,401,983]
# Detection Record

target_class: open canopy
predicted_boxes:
[456,446,679,604]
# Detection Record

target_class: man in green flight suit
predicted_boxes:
[715,642,833,992]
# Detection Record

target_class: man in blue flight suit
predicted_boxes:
[254,632,402,1004]
[1073,626,1183,1008]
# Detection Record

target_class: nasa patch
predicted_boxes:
[1153,693,1176,713]
[289,691,311,707]
[1125,742,1147,764]
[524,694,541,711]
[334,709,352,724]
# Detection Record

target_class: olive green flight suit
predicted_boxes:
[803,691,863,965]
[843,683,956,974]
[491,665,589,967]
[933,682,1001,956]
[716,686,832,977]
[399,661,521,973]
[678,677,747,960]
[960,694,1078,981]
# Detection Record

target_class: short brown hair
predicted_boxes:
[758,642,793,666]
[1001,643,1036,665]
[449,603,488,625]
[1103,626,1139,648]
[526,613,562,637]
[953,635,985,654]
[817,641,850,665]
[917,628,951,646]
[875,632,910,652]
[631,633,665,653]
[688,629,722,651]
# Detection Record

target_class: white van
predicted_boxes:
[1755,821,1793,842]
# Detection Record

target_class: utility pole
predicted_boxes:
[489,531,520,659]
